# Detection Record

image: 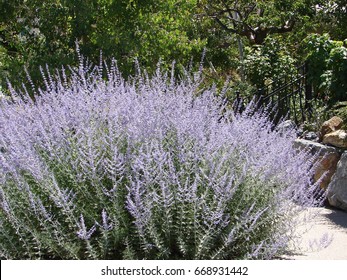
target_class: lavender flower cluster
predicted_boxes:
[0,58,323,259]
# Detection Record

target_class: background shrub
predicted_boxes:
[0,58,323,260]
[304,34,347,105]
[243,37,297,90]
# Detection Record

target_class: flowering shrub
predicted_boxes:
[0,58,323,260]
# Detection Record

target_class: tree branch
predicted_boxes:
[202,1,297,45]
[269,19,296,34]
[244,3,257,20]
[213,16,238,34]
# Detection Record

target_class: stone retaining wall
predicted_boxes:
[292,116,347,211]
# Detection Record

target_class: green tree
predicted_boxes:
[0,0,205,91]
[316,0,347,40]
[0,1,77,89]
[104,0,205,73]
[196,0,321,89]
[304,33,347,104]
[243,37,296,89]
[199,0,319,45]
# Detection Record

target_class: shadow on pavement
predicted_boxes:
[323,206,347,229]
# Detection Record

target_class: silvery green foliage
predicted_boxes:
[0,58,324,259]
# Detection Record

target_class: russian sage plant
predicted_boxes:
[0,58,323,260]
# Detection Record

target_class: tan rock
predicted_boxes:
[294,139,341,190]
[313,152,341,190]
[320,116,343,140]
[322,129,347,149]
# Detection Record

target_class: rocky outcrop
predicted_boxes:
[292,116,347,211]
[322,129,347,149]
[302,131,319,141]
[327,152,347,211]
[294,139,342,190]
[320,116,343,141]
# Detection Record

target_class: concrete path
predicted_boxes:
[283,206,347,260]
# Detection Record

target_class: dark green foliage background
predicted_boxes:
[1,0,346,101]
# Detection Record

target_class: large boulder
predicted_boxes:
[322,129,347,149]
[294,139,341,190]
[327,152,347,211]
[319,116,343,141]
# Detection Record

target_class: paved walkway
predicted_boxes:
[283,206,347,260]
